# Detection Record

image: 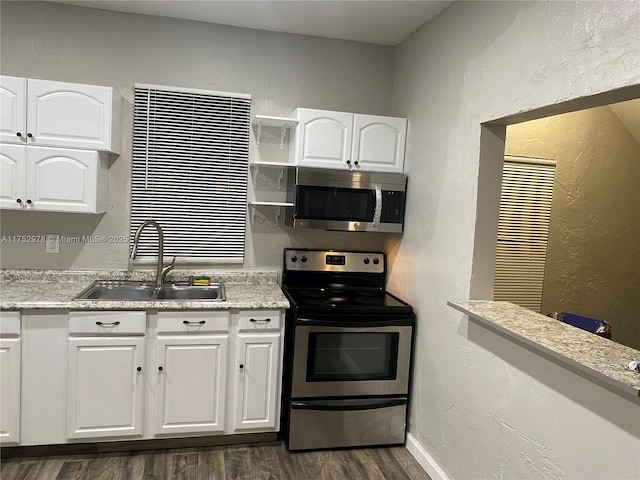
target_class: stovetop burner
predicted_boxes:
[283,287,412,312]
[281,249,414,315]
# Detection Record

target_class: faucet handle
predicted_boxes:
[160,256,176,283]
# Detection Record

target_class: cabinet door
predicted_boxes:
[26,146,107,213]
[0,312,21,445]
[154,336,228,436]
[352,114,407,173]
[0,338,21,444]
[295,109,353,170]
[0,143,26,210]
[0,76,27,144]
[66,337,145,439]
[232,333,281,432]
[26,79,115,151]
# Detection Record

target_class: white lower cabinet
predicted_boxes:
[14,307,284,446]
[153,311,229,436]
[0,311,21,444]
[66,311,146,440]
[231,310,282,432]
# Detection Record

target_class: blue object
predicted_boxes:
[560,312,608,334]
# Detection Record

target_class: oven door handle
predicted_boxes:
[296,317,413,327]
[291,398,407,412]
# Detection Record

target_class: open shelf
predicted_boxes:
[248,201,293,224]
[253,115,298,148]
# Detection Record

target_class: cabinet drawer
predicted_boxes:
[239,310,281,331]
[0,311,20,336]
[157,311,229,334]
[68,311,146,335]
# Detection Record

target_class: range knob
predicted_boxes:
[291,255,297,262]
[300,255,307,263]
[364,258,370,265]
[373,257,380,265]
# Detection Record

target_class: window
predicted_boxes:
[130,84,251,263]
[494,156,556,312]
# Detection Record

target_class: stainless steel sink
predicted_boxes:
[73,280,226,302]
[156,285,224,300]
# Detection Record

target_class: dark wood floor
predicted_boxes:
[1,442,432,480]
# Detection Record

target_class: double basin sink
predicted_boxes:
[73,280,225,302]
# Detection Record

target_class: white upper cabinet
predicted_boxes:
[291,108,353,170]
[351,114,407,174]
[0,76,121,153]
[0,144,108,213]
[0,76,27,145]
[290,108,407,173]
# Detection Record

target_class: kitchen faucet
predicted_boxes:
[129,220,175,285]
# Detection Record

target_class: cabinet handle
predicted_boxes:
[136,367,142,372]
[182,320,206,326]
[239,364,244,370]
[354,161,359,166]
[16,132,22,138]
[158,366,163,372]
[27,133,33,138]
[249,318,271,323]
[16,199,22,204]
[26,199,32,205]
[346,160,352,165]
[96,321,121,326]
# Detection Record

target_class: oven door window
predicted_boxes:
[296,186,375,221]
[307,332,399,382]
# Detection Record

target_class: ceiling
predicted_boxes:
[52,0,453,46]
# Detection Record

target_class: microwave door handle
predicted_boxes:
[372,184,382,230]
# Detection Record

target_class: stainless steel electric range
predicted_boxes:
[280,248,415,451]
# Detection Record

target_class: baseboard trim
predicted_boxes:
[0,432,279,458]
[406,433,449,480]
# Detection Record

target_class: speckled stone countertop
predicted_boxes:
[448,300,640,398]
[0,269,290,311]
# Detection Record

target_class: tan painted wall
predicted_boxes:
[506,106,640,350]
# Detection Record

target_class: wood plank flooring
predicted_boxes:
[1,442,432,480]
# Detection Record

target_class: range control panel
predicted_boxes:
[284,249,385,274]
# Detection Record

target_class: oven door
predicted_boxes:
[291,318,413,398]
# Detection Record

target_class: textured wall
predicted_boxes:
[389,1,640,479]
[0,1,394,269]
[506,106,640,351]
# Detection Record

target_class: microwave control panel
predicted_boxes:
[284,249,385,273]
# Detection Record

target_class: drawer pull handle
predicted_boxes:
[250,318,271,323]
[158,366,163,372]
[96,321,121,327]
[136,367,142,372]
[182,320,206,326]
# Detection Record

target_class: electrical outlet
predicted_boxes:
[46,234,60,254]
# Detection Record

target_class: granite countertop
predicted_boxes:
[0,269,290,311]
[448,300,640,398]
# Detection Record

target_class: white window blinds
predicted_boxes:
[131,85,251,263]
[494,156,556,312]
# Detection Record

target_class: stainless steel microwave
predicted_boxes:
[285,168,407,233]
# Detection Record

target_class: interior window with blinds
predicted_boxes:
[494,156,556,312]
[131,85,251,263]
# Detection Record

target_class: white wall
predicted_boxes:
[389,1,640,479]
[0,1,394,270]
